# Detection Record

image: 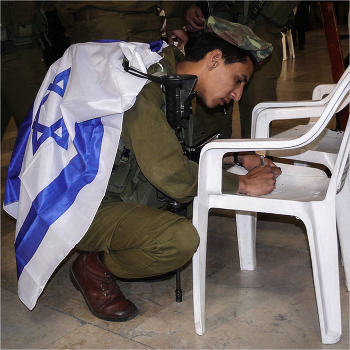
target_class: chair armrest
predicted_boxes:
[251,100,328,138]
[252,105,326,138]
[312,84,336,100]
[198,136,319,195]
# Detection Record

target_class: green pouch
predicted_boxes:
[106,138,165,208]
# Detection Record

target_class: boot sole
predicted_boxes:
[118,270,176,283]
[69,263,139,322]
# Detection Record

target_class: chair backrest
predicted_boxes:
[299,72,350,199]
[312,72,350,197]
[310,66,350,123]
[310,66,350,105]
[333,117,350,195]
[289,69,350,151]
[310,84,350,123]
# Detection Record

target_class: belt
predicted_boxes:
[73,7,156,21]
[1,39,38,55]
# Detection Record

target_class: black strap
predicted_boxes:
[233,152,243,167]
[197,0,213,19]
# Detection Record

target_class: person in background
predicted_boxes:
[292,1,311,50]
[53,1,192,49]
[1,1,48,139]
[39,1,70,67]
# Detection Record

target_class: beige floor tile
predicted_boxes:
[1,289,83,349]
[45,323,153,349]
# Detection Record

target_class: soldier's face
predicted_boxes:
[199,56,254,109]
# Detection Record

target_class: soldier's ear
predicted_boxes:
[207,49,223,71]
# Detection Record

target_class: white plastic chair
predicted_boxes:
[192,70,350,344]
[251,67,350,289]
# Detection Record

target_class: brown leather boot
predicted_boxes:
[70,252,138,322]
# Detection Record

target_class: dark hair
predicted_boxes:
[185,33,253,65]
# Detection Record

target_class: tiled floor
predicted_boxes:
[1,25,349,349]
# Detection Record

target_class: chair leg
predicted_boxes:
[236,211,257,271]
[287,29,295,59]
[336,173,350,291]
[192,197,209,335]
[282,33,287,61]
[305,207,342,344]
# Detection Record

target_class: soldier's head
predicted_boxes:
[179,17,272,109]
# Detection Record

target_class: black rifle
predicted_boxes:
[123,61,220,301]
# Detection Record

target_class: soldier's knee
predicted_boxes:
[169,218,199,267]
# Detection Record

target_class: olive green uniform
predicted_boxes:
[53,1,192,44]
[1,1,48,138]
[77,46,239,278]
[238,16,284,138]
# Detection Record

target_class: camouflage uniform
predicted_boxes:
[1,1,48,138]
[53,1,192,44]
[77,19,272,279]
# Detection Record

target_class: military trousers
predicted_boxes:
[76,199,200,279]
[239,19,284,138]
[1,44,47,138]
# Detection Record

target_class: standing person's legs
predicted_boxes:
[239,20,283,138]
[1,46,47,138]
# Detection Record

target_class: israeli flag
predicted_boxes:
[3,40,166,310]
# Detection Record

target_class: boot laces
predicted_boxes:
[100,273,121,297]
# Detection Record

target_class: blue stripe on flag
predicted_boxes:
[149,41,164,52]
[14,117,104,279]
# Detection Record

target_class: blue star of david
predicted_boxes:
[32,68,71,155]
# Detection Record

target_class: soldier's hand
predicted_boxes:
[236,166,282,196]
[185,6,206,32]
[166,29,189,49]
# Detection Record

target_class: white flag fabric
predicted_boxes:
[3,40,166,310]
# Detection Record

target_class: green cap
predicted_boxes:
[204,16,273,64]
